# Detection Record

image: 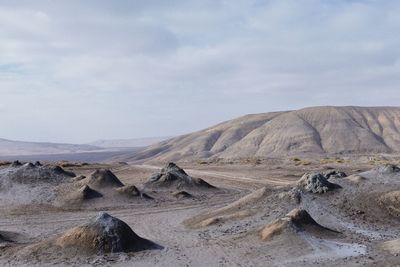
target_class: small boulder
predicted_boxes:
[323,170,347,179]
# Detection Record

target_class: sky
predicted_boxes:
[0,0,399,143]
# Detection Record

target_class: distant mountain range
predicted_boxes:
[0,136,169,157]
[88,137,171,148]
[3,106,400,162]
[121,106,400,162]
[0,138,101,156]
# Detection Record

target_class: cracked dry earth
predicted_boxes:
[0,160,399,266]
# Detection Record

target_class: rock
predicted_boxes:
[323,170,347,179]
[374,164,400,174]
[56,212,159,253]
[297,172,342,194]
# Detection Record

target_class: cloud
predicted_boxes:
[0,0,399,143]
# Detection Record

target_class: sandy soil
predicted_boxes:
[0,159,399,266]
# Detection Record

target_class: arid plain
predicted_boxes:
[0,106,400,266]
[0,156,399,266]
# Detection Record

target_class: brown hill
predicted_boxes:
[122,106,400,162]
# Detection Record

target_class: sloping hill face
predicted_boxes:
[125,106,400,162]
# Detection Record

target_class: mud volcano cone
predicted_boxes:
[10,160,22,167]
[145,162,215,189]
[259,208,338,241]
[297,172,341,193]
[56,212,159,254]
[86,169,124,188]
[115,185,141,196]
[78,185,103,200]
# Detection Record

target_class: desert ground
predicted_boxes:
[0,155,399,266]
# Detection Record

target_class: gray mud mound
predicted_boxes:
[78,185,103,200]
[34,161,42,167]
[259,208,339,241]
[145,162,215,189]
[297,172,342,194]
[116,184,140,196]
[56,212,159,254]
[172,191,193,199]
[64,185,103,204]
[374,164,400,174]
[0,163,75,185]
[115,185,153,199]
[378,191,400,217]
[0,164,76,206]
[85,169,124,188]
[10,160,22,167]
[52,166,76,177]
[323,170,347,179]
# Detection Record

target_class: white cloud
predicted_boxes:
[0,0,399,143]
